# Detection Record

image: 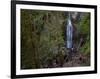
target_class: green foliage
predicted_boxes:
[21,10,90,69]
[21,9,66,69]
[80,39,90,55]
[78,13,90,35]
[78,13,90,55]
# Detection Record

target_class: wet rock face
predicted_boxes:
[72,12,78,20]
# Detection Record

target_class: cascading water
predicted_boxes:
[66,13,73,49]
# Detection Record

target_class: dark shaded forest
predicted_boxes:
[21,9,90,69]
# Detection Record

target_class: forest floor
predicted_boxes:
[63,53,90,67]
[50,52,90,68]
[62,52,90,67]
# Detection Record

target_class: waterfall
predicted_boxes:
[66,13,73,49]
